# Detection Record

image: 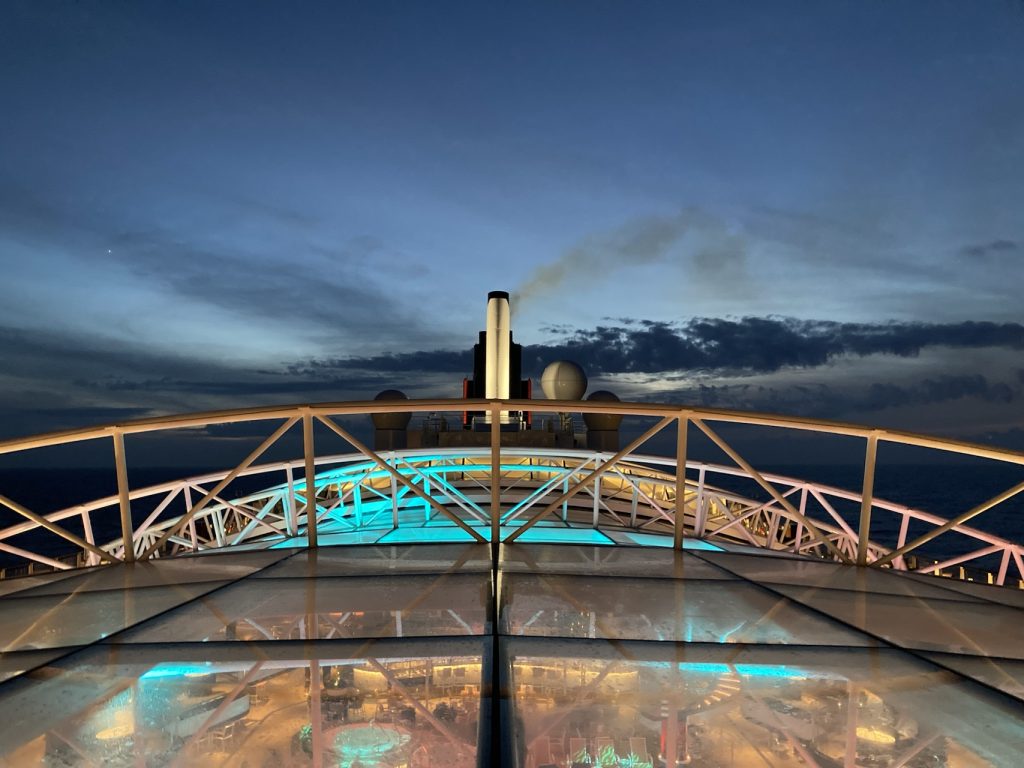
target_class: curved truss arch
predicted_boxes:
[0,399,1022,586]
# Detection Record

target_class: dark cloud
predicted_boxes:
[960,239,1020,259]
[0,405,157,444]
[0,323,393,440]
[290,349,473,376]
[77,374,398,397]
[0,324,186,382]
[659,374,1023,420]
[27,406,155,420]
[515,317,1024,376]
[105,229,436,346]
[4,314,1024,447]
[0,178,448,352]
[292,317,1024,380]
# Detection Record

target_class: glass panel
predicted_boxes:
[0,639,482,768]
[604,531,724,550]
[902,572,1024,608]
[376,525,481,544]
[118,573,490,642]
[256,542,492,578]
[0,581,229,651]
[922,652,1024,702]
[501,573,874,646]
[0,648,70,684]
[508,638,1024,768]
[713,541,812,558]
[271,529,385,548]
[22,550,293,596]
[500,525,615,545]
[501,543,732,579]
[0,568,95,597]
[770,583,1024,659]
[697,550,986,600]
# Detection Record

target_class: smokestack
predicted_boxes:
[495,294,511,400]
[464,291,529,429]
[485,291,511,420]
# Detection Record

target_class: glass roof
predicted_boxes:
[0,540,1021,767]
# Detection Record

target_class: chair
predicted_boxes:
[628,736,649,762]
[211,721,235,750]
[530,738,552,768]
[568,737,590,766]
[594,736,616,762]
[549,736,566,766]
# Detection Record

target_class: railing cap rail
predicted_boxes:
[0,398,1022,466]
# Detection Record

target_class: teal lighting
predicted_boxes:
[677,662,812,679]
[332,723,411,766]
[719,621,746,642]
[140,663,215,680]
[377,526,477,544]
[500,524,614,545]
[259,451,720,553]
[623,532,723,550]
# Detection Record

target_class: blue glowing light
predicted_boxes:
[377,526,478,544]
[501,525,614,545]
[140,664,215,680]
[622,532,723,550]
[677,662,810,679]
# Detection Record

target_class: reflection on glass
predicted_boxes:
[501,543,730,579]
[0,644,482,767]
[770,583,1024,659]
[922,651,1024,702]
[698,550,989,600]
[0,581,228,651]
[502,574,873,646]
[118,573,490,642]
[256,543,492,579]
[509,642,1024,768]
[23,549,291,595]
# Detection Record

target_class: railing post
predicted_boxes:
[694,465,707,537]
[490,402,501,544]
[304,409,318,549]
[674,412,689,550]
[112,429,135,563]
[857,432,879,566]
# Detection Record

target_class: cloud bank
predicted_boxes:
[3,315,1024,447]
[323,317,1024,377]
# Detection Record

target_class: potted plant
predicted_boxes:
[619,753,653,768]
[597,744,618,767]
[571,745,592,767]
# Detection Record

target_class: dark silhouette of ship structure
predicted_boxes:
[372,291,623,451]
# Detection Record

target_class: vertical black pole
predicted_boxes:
[478,539,514,767]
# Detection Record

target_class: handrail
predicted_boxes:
[1,398,1023,465]
[0,399,1021,585]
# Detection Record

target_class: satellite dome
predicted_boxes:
[582,390,623,430]
[371,389,412,430]
[540,361,588,401]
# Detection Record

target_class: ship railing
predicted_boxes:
[0,399,1021,586]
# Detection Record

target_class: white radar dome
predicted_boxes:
[540,361,588,401]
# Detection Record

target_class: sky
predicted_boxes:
[1,0,1024,457]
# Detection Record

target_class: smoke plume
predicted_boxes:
[513,208,748,305]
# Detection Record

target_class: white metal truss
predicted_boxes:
[0,399,1021,586]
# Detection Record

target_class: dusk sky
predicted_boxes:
[2,1,1023,449]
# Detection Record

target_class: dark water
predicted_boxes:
[0,467,282,570]
[700,463,1024,576]
[1,464,1022,573]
